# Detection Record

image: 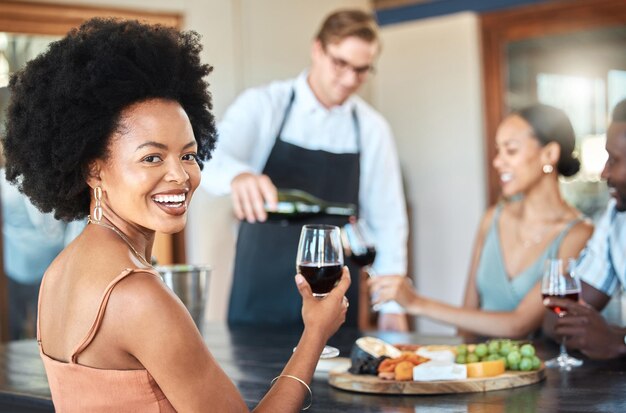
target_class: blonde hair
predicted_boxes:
[315,9,379,48]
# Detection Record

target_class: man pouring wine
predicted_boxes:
[201,9,409,330]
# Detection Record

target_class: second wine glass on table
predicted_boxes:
[541,258,583,370]
[296,224,344,358]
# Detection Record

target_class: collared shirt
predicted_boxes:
[1,169,65,284]
[201,71,408,313]
[1,169,85,284]
[576,198,626,295]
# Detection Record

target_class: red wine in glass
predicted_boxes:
[342,219,377,272]
[350,246,376,268]
[541,258,583,369]
[342,219,383,310]
[542,291,579,315]
[295,224,343,359]
[298,262,343,295]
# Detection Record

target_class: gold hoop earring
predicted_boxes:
[93,186,103,222]
[542,164,554,174]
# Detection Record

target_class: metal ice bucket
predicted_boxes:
[157,264,211,331]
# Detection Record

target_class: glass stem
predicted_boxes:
[559,337,568,359]
[558,312,568,360]
[366,266,382,311]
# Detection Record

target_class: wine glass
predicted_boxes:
[296,224,343,358]
[541,258,583,370]
[342,218,377,276]
[342,218,382,310]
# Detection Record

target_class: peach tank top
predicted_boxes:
[37,268,176,412]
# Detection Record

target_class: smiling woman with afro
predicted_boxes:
[1,17,350,412]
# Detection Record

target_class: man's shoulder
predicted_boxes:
[237,77,295,106]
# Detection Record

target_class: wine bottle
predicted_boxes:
[265,189,356,221]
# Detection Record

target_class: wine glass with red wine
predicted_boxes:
[296,224,343,358]
[342,218,383,310]
[541,258,583,369]
[342,218,377,276]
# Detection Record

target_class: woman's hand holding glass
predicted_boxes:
[295,224,350,358]
[368,275,418,313]
[295,267,350,339]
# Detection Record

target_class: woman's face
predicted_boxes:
[95,98,200,234]
[492,115,547,197]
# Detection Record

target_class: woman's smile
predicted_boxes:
[151,190,189,216]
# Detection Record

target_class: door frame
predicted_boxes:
[481,0,626,205]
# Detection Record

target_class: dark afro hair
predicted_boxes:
[516,104,580,177]
[2,18,217,221]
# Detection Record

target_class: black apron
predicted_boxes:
[228,89,362,326]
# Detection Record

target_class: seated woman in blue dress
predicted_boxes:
[369,104,593,338]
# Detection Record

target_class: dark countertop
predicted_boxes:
[1,323,625,412]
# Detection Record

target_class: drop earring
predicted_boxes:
[92,186,103,222]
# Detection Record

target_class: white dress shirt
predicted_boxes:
[201,71,408,313]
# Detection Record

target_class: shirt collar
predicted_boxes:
[294,70,355,115]
[610,197,621,221]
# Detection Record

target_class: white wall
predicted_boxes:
[374,12,486,334]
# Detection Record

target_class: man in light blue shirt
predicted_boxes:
[545,99,626,359]
[1,169,84,339]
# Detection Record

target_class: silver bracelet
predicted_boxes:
[270,374,312,410]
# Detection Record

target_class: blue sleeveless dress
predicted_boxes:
[476,204,581,311]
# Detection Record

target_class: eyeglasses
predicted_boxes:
[325,50,375,78]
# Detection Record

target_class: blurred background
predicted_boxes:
[1,0,625,337]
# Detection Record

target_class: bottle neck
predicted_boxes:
[269,189,357,217]
[324,205,356,217]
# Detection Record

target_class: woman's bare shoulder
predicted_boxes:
[566,216,594,241]
[559,216,594,257]
[105,269,182,319]
[477,204,501,233]
[104,269,205,366]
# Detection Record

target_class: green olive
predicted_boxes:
[507,350,521,366]
[475,343,488,358]
[531,356,541,370]
[519,357,533,371]
[488,341,500,354]
[456,344,468,355]
[520,344,536,358]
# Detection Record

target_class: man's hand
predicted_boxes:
[377,313,409,332]
[545,297,626,360]
[231,172,277,223]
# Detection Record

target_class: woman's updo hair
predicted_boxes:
[2,18,216,221]
[613,99,626,122]
[516,104,580,177]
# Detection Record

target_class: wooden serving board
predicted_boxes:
[328,366,545,394]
